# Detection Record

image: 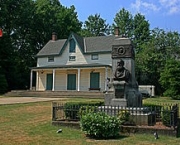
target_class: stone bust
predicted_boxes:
[114,59,130,82]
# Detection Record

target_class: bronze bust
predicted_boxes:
[114,59,130,82]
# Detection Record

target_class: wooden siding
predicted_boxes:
[35,68,111,91]
[54,71,67,90]
[37,42,112,67]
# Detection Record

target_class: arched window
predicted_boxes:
[69,39,76,53]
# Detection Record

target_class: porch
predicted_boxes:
[30,64,112,92]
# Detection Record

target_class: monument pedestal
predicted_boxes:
[104,93,127,107]
[111,98,127,107]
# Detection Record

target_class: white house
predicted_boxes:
[30,32,123,92]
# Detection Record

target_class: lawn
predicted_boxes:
[0,97,180,145]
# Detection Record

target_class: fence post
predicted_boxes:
[52,102,56,121]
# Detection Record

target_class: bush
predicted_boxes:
[80,112,121,139]
[143,104,162,112]
[171,95,180,100]
[161,105,177,127]
[64,101,103,120]
[117,110,130,124]
[162,109,171,127]
[78,105,97,118]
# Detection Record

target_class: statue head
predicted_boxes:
[117,59,124,70]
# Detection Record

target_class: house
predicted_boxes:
[30,29,125,92]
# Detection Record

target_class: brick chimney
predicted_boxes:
[114,27,120,36]
[52,32,57,41]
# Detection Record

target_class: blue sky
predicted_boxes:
[60,0,180,32]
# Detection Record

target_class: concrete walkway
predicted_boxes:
[0,97,64,105]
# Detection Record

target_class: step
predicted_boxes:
[4,90,104,98]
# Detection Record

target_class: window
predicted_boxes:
[48,56,54,62]
[91,54,99,60]
[69,39,76,53]
[69,56,76,61]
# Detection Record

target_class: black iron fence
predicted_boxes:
[52,102,179,128]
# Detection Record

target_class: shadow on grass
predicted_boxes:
[85,134,129,141]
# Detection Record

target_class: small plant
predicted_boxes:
[78,105,97,118]
[162,109,171,127]
[80,112,121,139]
[117,110,130,124]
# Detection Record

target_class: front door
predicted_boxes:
[67,74,76,90]
[46,74,53,90]
[90,72,100,89]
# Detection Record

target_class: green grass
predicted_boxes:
[143,96,180,105]
[0,98,180,145]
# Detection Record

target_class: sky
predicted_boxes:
[60,0,180,33]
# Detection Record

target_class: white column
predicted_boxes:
[30,70,33,90]
[105,67,108,91]
[52,69,55,91]
[37,71,39,91]
[77,68,80,91]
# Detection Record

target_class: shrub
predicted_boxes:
[171,95,180,100]
[78,105,97,118]
[162,109,171,127]
[161,105,177,127]
[80,112,121,139]
[117,110,130,123]
[64,101,103,120]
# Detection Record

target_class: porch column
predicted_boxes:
[105,67,108,91]
[52,69,55,91]
[77,68,80,91]
[37,71,39,91]
[30,70,33,90]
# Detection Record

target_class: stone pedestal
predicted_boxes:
[111,98,127,107]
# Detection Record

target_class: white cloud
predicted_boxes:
[131,0,180,15]
[159,0,180,14]
[131,0,160,14]
[141,2,160,12]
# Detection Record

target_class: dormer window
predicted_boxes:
[48,56,54,62]
[69,38,76,53]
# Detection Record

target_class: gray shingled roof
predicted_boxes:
[36,33,120,57]
[37,39,66,57]
[84,35,116,53]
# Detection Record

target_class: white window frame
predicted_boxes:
[69,56,76,61]
[91,54,99,60]
[48,56,54,62]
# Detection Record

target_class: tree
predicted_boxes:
[0,0,34,90]
[113,8,133,38]
[159,59,180,99]
[133,13,150,53]
[135,28,180,95]
[81,14,110,37]
[0,0,82,91]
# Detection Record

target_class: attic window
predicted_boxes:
[48,56,54,62]
[69,56,76,61]
[69,38,76,53]
[91,54,99,60]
